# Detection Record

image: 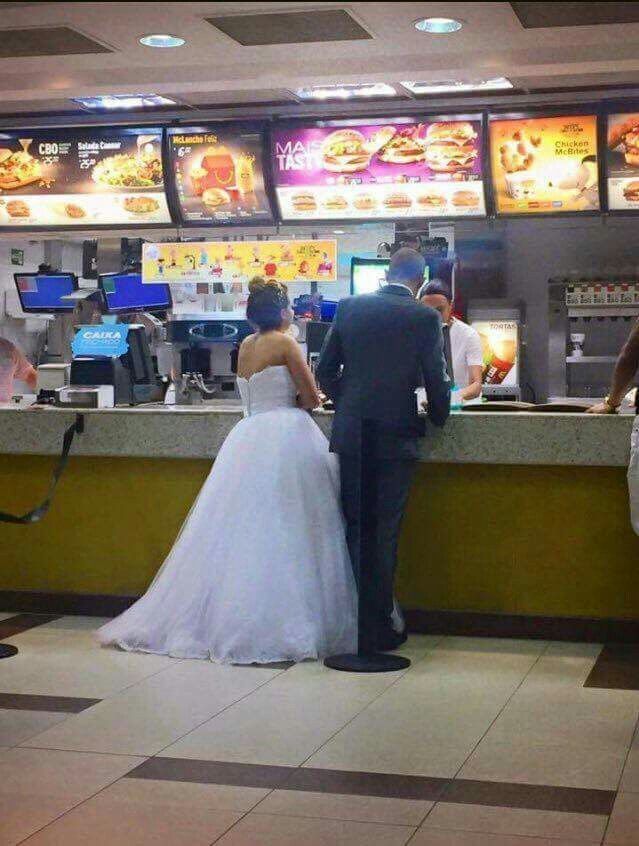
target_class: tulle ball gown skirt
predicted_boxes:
[98,406,357,664]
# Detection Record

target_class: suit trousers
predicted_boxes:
[339,452,417,651]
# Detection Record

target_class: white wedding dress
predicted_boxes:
[98,365,357,664]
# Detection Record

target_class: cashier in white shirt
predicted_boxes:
[420,280,483,401]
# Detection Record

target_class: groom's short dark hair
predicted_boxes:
[387,248,426,287]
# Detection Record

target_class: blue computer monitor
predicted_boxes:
[14,272,78,314]
[98,272,172,314]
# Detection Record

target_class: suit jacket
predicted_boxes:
[316,285,451,457]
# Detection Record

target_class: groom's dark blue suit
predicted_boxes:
[316,284,450,650]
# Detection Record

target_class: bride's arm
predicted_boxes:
[283,335,321,409]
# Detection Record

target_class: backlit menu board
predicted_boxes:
[166,124,274,225]
[489,114,600,215]
[606,112,639,211]
[271,117,486,220]
[0,126,170,228]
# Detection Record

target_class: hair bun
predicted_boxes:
[248,276,288,296]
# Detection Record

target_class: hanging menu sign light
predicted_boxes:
[166,123,274,225]
[0,126,170,228]
[488,113,600,215]
[606,112,639,211]
[271,116,487,220]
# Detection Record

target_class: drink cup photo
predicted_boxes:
[504,170,537,199]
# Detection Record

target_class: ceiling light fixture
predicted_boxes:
[414,17,463,34]
[295,82,396,101]
[139,33,186,48]
[402,77,513,95]
[73,94,178,111]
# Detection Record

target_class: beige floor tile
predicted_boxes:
[422,801,606,842]
[0,709,68,747]
[305,690,503,778]
[0,794,75,846]
[0,747,145,798]
[215,813,415,845]
[605,791,639,844]
[115,777,269,812]
[0,634,178,698]
[20,786,241,846]
[487,698,638,754]
[34,616,112,633]
[20,660,281,755]
[619,747,639,793]
[412,829,600,845]
[160,676,386,766]
[459,736,627,790]
[257,789,432,825]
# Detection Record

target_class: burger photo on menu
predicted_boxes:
[0,128,170,227]
[489,114,599,215]
[167,125,273,225]
[606,113,639,210]
[271,117,486,220]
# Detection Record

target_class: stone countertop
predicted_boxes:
[0,404,634,466]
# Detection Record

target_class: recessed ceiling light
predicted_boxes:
[333,229,346,234]
[73,94,178,111]
[402,77,513,95]
[295,83,396,101]
[414,17,463,34]
[139,33,185,48]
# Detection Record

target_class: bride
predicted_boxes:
[98,277,357,664]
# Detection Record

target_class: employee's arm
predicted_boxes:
[13,347,37,391]
[587,319,639,413]
[420,309,451,427]
[461,365,483,401]
[315,308,344,402]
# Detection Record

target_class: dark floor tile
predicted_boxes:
[0,614,61,640]
[584,643,639,691]
[286,767,449,801]
[444,778,616,815]
[126,758,294,789]
[0,692,100,713]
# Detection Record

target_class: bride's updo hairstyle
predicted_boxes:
[246,276,290,331]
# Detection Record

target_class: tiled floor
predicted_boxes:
[0,613,637,845]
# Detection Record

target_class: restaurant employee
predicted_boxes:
[420,280,483,401]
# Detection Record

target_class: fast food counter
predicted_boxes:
[0,405,637,637]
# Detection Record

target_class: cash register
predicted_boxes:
[59,271,171,407]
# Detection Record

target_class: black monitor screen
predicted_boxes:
[14,273,78,313]
[99,272,171,314]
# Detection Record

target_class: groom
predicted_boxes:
[317,248,450,652]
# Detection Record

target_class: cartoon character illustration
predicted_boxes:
[317,251,333,276]
[169,248,178,268]
[298,259,310,276]
[184,253,196,271]
[224,244,236,263]
[210,261,223,278]
[250,246,261,266]
[199,248,209,267]
[264,255,277,277]
[280,246,294,265]
[157,258,165,276]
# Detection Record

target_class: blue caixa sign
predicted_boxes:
[71,325,130,358]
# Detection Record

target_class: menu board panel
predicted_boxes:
[142,239,337,285]
[271,117,486,220]
[606,112,639,211]
[166,124,273,225]
[470,319,519,387]
[0,126,170,227]
[489,114,600,215]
